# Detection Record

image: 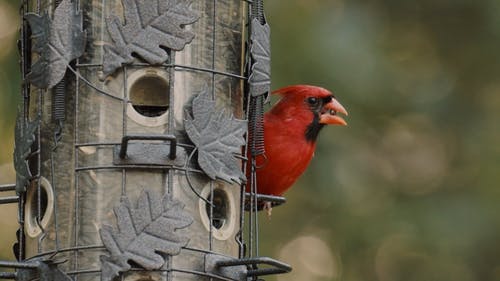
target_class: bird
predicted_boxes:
[247,85,348,201]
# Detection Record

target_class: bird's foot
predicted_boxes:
[263,201,273,218]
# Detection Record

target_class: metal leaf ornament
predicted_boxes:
[25,0,86,89]
[248,18,271,97]
[184,88,247,184]
[99,190,193,281]
[103,0,200,76]
[13,113,39,194]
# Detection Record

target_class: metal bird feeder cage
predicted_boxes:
[0,0,291,280]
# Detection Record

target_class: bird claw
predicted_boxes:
[263,201,273,218]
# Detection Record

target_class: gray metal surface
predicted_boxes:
[103,0,200,76]
[185,87,247,185]
[113,134,187,166]
[204,254,247,281]
[100,190,193,281]
[25,0,86,89]
[13,113,39,194]
[249,18,271,97]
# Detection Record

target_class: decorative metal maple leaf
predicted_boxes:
[249,18,271,97]
[13,112,39,194]
[103,0,200,76]
[25,0,86,89]
[99,190,193,281]
[184,87,247,184]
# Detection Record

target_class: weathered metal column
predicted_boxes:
[0,0,291,280]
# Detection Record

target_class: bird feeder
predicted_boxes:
[0,0,291,281]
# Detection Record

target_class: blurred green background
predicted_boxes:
[0,0,22,273]
[1,0,500,280]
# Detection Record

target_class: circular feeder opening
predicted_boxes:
[129,74,169,117]
[199,184,237,240]
[25,177,54,238]
[30,186,48,219]
[206,189,229,229]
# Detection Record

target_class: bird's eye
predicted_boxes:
[306,97,319,106]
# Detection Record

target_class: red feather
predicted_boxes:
[247,85,348,196]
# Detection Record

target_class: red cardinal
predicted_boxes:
[248,85,348,197]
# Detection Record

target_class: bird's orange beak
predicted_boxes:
[319,97,348,125]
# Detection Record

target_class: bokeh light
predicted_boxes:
[0,2,20,60]
[277,235,340,281]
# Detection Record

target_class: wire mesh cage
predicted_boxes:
[0,0,291,280]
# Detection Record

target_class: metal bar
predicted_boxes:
[176,64,247,80]
[208,0,217,253]
[216,256,291,267]
[64,267,238,281]
[0,260,39,269]
[211,0,217,99]
[244,193,286,203]
[0,184,16,192]
[73,45,81,281]
[67,64,124,102]
[216,257,292,276]
[37,64,43,254]
[182,246,238,257]
[65,268,100,275]
[0,272,16,279]
[73,62,248,80]
[75,142,118,147]
[166,55,175,281]
[247,267,290,277]
[244,192,287,210]
[18,193,26,261]
[253,166,259,257]
[118,134,177,160]
[172,268,237,281]
[120,62,127,276]
[75,165,203,172]
[209,180,214,250]
[27,244,105,260]
[0,196,19,204]
[75,141,194,149]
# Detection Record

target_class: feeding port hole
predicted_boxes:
[25,177,54,238]
[129,74,169,117]
[206,188,229,230]
[199,184,237,240]
[126,68,170,127]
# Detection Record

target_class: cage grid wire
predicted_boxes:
[0,0,291,280]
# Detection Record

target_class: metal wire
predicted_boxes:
[0,196,19,204]
[0,184,16,192]
[0,191,17,205]
[73,36,81,281]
